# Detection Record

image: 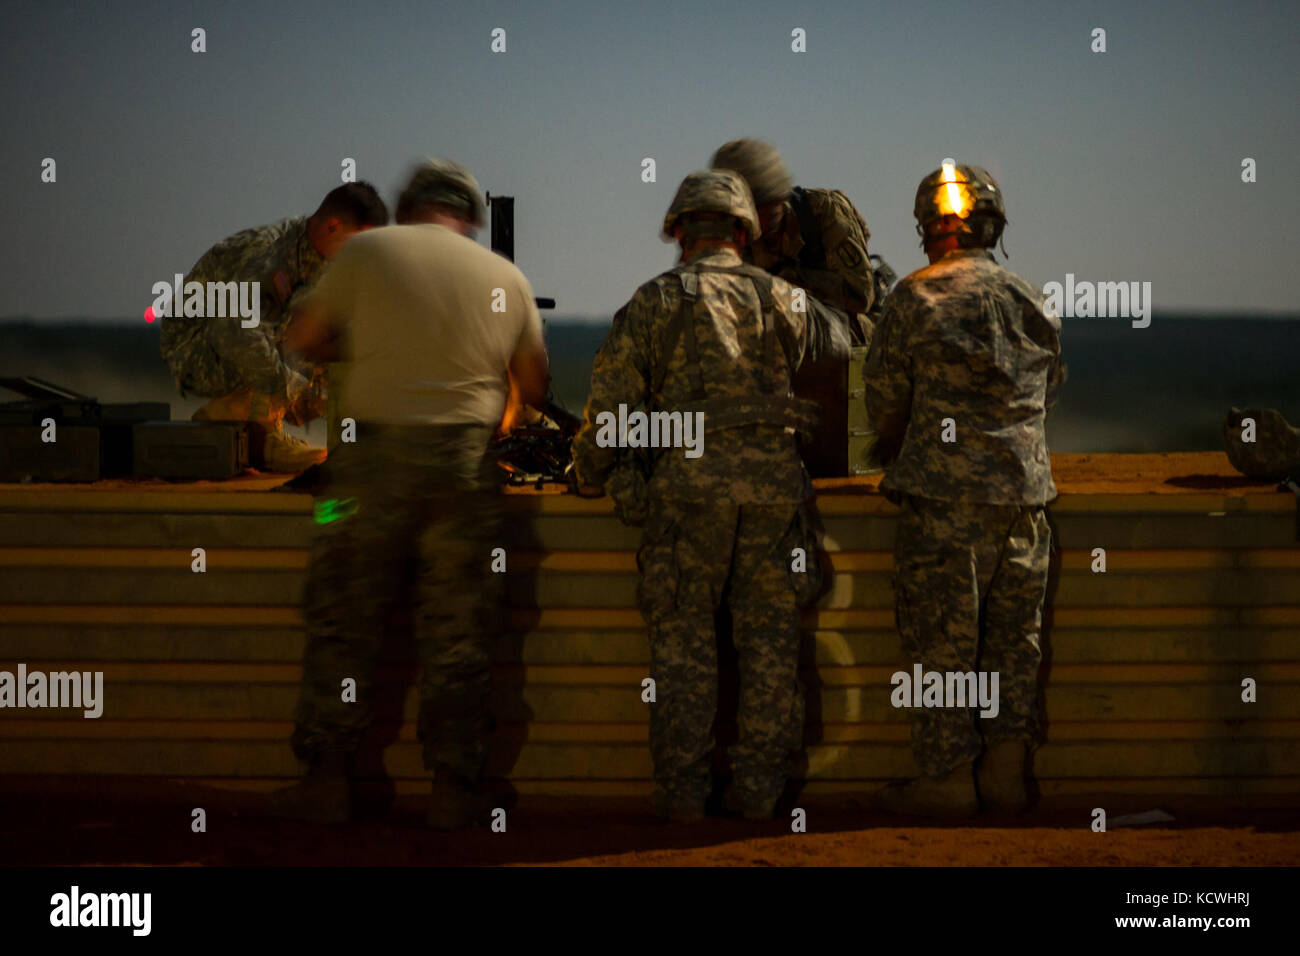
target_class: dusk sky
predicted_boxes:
[2,0,1296,320]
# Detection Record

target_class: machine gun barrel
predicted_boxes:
[487,192,555,311]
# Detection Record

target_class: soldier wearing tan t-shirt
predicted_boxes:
[271,159,549,830]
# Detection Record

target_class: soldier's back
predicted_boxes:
[880,249,1061,504]
[640,250,810,506]
[192,218,298,279]
[159,217,300,358]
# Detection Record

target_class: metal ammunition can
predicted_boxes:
[848,345,883,475]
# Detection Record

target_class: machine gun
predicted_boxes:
[488,193,556,310]
[486,194,582,487]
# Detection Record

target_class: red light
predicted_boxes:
[144,306,156,323]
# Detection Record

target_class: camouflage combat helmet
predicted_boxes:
[396,158,486,226]
[710,138,794,205]
[913,162,1006,244]
[1223,407,1300,481]
[661,169,762,243]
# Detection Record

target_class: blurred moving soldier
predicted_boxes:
[863,163,1064,817]
[710,138,887,343]
[159,184,388,472]
[573,170,849,822]
[271,159,549,827]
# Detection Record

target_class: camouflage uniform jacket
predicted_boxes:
[573,247,849,505]
[159,216,325,394]
[862,249,1065,505]
[749,187,875,316]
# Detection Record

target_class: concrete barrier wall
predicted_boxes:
[0,481,1296,798]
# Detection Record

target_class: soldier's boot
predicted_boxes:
[872,761,978,818]
[191,388,325,473]
[261,427,328,473]
[250,393,326,472]
[649,787,706,824]
[723,781,779,821]
[427,768,488,830]
[267,751,352,824]
[977,740,1029,814]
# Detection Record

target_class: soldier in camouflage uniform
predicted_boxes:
[712,139,894,477]
[863,163,1065,817]
[710,138,888,341]
[573,170,849,822]
[159,183,388,471]
[269,160,549,827]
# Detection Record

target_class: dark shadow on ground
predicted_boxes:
[1,778,1297,866]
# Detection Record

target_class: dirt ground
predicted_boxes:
[814,451,1282,497]
[2,778,1296,867]
[1037,451,1283,495]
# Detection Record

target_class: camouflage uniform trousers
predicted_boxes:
[165,317,271,396]
[291,422,502,781]
[893,495,1050,777]
[637,498,806,809]
[165,317,322,418]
